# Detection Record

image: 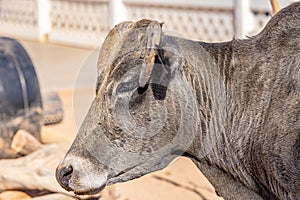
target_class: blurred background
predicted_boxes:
[0,0,297,48]
[0,0,297,200]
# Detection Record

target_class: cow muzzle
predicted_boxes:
[56,156,108,195]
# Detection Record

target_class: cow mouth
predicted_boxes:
[72,183,106,196]
[106,152,180,186]
[106,165,139,185]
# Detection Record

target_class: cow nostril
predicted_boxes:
[62,165,73,177]
[56,164,73,191]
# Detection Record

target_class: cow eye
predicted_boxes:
[117,81,138,93]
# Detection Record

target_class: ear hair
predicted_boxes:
[150,50,182,100]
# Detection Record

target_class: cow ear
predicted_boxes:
[150,50,182,100]
[139,21,163,88]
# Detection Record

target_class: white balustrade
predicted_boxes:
[0,0,39,39]
[125,0,234,42]
[0,0,296,47]
[48,0,110,47]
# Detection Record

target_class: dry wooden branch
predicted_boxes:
[0,144,101,200]
[0,191,31,200]
[11,129,43,155]
[0,144,67,193]
[32,193,74,200]
[270,0,280,14]
[152,175,208,200]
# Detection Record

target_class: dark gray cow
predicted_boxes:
[56,2,300,200]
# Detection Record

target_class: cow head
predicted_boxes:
[56,19,200,195]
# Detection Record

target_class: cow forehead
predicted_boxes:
[106,20,161,64]
[96,19,164,96]
[110,55,144,81]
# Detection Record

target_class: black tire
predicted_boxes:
[0,37,43,158]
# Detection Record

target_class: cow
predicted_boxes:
[56,2,300,200]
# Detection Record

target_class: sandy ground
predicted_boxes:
[20,40,223,200]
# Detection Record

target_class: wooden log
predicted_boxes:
[0,144,67,193]
[0,128,19,159]
[0,144,101,200]
[11,129,43,155]
[32,193,75,200]
[0,191,31,200]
